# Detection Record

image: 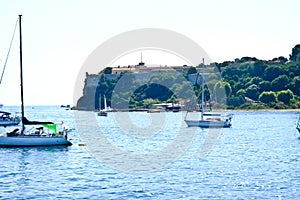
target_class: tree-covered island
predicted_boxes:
[76,45,300,111]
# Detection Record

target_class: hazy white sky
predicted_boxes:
[0,0,299,106]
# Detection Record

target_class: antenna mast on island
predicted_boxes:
[138,51,145,66]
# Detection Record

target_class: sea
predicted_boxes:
[0,106,300,200]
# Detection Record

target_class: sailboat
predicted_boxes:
[184,68,233,128]
[97,94,108,116]
[0,15,72,147]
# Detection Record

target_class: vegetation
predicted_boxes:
[79,45,300,110]
[217,44,300,109]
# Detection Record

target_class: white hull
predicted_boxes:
[0,119,21,126]
[0,135,72,147]
[185,119,231,128]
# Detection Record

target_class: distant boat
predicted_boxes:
[97,94,108,116]
[0,111,21,127]
[0,15,72,147]
[60,105,71,110]
[166,103,181,112]
[296,116,300,134]
[60,105,70,108]
[184,63,233,128]
[185,112,233,128]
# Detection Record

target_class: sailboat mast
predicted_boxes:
[104,95,107,111]
[99,94,102,110]
[201,58,205,120]
[19,15,25,132]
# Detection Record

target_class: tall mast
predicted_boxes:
[200,58,205,120]
[19,15,25,133]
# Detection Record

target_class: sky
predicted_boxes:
[0,0,299,106]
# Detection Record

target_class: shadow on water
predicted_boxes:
[0,145,71,153]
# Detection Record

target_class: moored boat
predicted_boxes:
[185,112,233,128]
[0,15,72,147]
[97,94,108,116]
[0,111,21,126]
[184,61,233,128]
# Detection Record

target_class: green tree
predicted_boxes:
[289,63,300,76]
[236,89,246,97]
[291,76,300,95]
[245,84,260,100]
[290,44,300,62]
[271,56,288,64]
[259,91,277,104]
[271,75,291,91]
[185,67,197,76]
[258,81,272,92]
[102,67,112,74]
[249,61,267,77]
[263,66,284,81]
[277,89,294,105]
[174,81,194,99]
[227,96,245,107]
[213,81,232,103]
[142,98,160,108]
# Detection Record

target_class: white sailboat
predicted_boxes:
[97,94,108,116]
[184,112,233,128]
[184,67,233,128]
[0,15,72,147]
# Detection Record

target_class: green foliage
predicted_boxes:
[245,84,260,100]
[291,76,300,95]
[85,44,300,110]
[102,67,112,74]
[227,96,245,107]
[249,61,267,77]
[290,44,300,62]
[236,89,246,96]
[271,75,291,91]
[213,81,232,103]
[258,81,272,93]
[259,91,277,104]
[263,65,284,81]
[184,67,197,77]
[277,89,294,105]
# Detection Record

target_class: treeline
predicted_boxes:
[79,45,300,110]
[95,71,196,110]
[215,44,300,109]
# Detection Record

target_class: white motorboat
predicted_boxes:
[0,111,21,126]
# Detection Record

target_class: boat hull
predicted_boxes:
[97,112,107,116]
[185,120,231,128]
[0,119,21,126]
[0,136,72,147]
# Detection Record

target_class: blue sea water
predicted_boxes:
[0,106,300,199]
